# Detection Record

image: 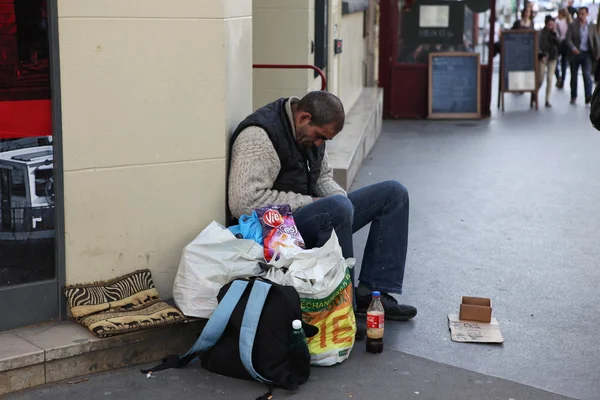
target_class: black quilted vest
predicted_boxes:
[229,98,325,197]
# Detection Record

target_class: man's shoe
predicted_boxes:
[355,290,417,321]
[586,96,592,104]
[571,98,577,105]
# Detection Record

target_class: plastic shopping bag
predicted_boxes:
[266,230,356,366]
[227,211,263,245]
[173,221,264,318]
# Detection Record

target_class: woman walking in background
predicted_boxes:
[539,17,561,107]
[512,7,534,30]
[555,8,572,88]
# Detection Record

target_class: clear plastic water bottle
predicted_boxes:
[366,291,384,354]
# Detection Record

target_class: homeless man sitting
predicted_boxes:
[227,91,417,334]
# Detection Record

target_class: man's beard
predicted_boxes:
[298,140,313,149]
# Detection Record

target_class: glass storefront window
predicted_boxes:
[0,0,55,287]
[35,168,53,200]
[10,169,27,198]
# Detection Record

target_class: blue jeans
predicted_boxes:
[570,51,593,99]
[555,53,568,82]
[292,180,409,295]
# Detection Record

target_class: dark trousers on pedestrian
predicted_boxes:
[292,180,409,296]
[555,47,568,84]
[570,51,593,100]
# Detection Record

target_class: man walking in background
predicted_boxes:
[566,6,596,105]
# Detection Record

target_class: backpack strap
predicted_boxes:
[183,279,249,360]
[140,280,249,374]
[239,280,273,384]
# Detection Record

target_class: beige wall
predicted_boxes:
[338,11,365,111]
[252,0,366,112]
[252,0,314,109]
[57,0,253,298]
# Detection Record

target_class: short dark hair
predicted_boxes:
[579,6,589,13]
[297,91,345,132]
[545,15,555,22]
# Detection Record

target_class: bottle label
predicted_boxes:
[366,313,384,329]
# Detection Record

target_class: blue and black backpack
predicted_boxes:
[142,277,318,399]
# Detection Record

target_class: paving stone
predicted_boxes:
[13,320,202,362]
[0,333,44,373]
[44,323,199,383]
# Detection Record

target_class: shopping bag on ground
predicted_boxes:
[173,221,264,318]
[266,230,356,366]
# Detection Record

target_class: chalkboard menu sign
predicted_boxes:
[428,52,481,119]
[403,0,465,46]
[500,30,538,92]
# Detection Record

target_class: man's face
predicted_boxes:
[295,113,339,148]
[579,8,588,22]
[547,20,555,30]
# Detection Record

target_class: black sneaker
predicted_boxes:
[355,290,417,321]
[586,96,592,105]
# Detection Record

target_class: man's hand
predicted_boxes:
[572,48,580,55]
[312,197,321,202]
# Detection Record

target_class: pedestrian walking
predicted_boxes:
[539,17,561,107]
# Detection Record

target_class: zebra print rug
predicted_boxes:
[64,269,187,338]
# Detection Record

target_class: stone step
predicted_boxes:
[328,87,384,190]
[0,319,204,396]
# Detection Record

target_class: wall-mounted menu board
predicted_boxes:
[403,0,466,46]
[500,30,538,92]
[428,52,481,119]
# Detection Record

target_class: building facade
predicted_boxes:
[0,0,378,331]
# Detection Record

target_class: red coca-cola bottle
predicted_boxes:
[366,291,384,354]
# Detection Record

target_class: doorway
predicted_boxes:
[379,0,496,119]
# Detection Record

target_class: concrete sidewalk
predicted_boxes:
[350,77,600,400]
[6,75,599,400]
[5,345,573,400]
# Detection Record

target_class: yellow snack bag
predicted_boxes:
[300,269,356,366]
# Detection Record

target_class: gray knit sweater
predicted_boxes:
[228,97,347,218]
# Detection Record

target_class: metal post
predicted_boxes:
[47,0,67,319]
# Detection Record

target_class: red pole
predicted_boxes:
[473,12,479,46]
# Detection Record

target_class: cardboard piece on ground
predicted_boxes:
[447,314,504,344]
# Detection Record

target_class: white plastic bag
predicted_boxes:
[267,231,353,299]
[266,230,356,366]
[173,221,264,318]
